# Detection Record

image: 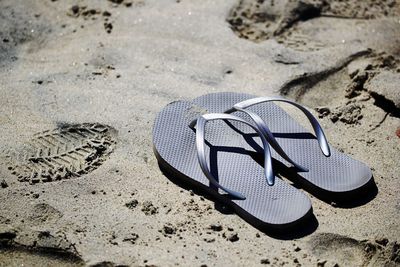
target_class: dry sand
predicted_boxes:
[0,0,399,266]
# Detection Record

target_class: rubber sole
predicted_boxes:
[153,100,313,230]
[191,92,375,203]
[154,145,318,238]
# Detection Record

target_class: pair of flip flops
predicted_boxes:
[153,92,373,230]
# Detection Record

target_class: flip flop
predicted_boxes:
[190,92,373,203]
[153,100,312,230]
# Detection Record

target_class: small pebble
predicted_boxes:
[260,258,270,264]
[209,224,223,232]
[1,180,8,188]
[227,233,239,242]
[71,5,80,14]
[375,237,389,246]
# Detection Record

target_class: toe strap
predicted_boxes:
[195,113,276,200]
[225,96,331,162]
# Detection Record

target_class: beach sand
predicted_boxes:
[0,0,399,266]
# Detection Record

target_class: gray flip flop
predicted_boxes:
[190,92,373,203]
[153,100,312,229]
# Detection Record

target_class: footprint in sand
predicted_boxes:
[308,233,400,266]
[28,203,63,224]
[0,246,83,267]
[308,233,376,266]
[2,123,117,184]
[226,0,400,51]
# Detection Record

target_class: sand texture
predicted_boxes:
[0,0,399,266]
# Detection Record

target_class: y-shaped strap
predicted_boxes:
[225,97,331,166]
[196,113,275,200]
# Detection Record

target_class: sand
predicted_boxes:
[0,0,399,266]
